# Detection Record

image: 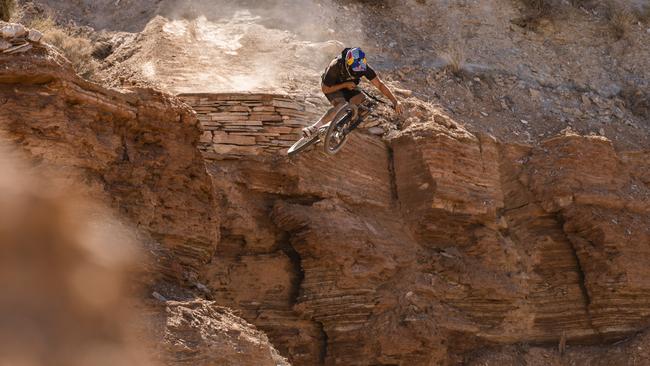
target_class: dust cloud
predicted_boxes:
[0,144,154,366]
[116,0,368,94]
[163,0,365,42]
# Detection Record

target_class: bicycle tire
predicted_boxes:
[323,105,353,155]
[287,133,320,157]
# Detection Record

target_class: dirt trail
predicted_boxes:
[79,0,366,96]
[30,0,650,148]
[102,14,344,95]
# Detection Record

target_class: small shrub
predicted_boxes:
[514,0,564,29]
[609,5,635,39]
[28,15,57,33]
[0,0,15,22]
[29,16,98,79]
[621,87,650,120]
[635,4,650,24]
[441,46,466,77]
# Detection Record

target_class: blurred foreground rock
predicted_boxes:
[0,146,152,366]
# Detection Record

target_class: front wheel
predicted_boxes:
[287,133,320,157]
[323,104,354,155]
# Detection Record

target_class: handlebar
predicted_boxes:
[361,90,390,106]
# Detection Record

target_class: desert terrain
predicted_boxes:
[1,0,649,365]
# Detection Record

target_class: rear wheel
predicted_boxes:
[324,105,354,155]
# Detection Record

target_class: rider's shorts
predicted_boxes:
[325,87,362,105]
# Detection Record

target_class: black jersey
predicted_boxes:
[321,48,378,87]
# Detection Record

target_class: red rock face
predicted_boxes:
[0,49,292,366]
[0,143,291,366]
[525,136,650,339]
[2,48,650,366]
[186,94,649,365]
[199,131,394,365]
[0,47,219,281]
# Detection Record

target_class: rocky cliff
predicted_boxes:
[0,42,218,279]
[2,40,650,365]
[180,94,650,365]
[0,42,287,366]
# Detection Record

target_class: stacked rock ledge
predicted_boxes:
[179,93,321,158]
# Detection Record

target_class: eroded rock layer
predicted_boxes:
[185,94,650,365]
[0,47,218,279]
[0,47,292,366]
[199,129,393,365]
[3,46,650,365]
[178,93,321,158]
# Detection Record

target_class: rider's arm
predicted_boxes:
[370,77,402,113]
[321,59,356,95]
[321,81,356,95]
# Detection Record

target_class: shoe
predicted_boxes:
[302,125,317,138]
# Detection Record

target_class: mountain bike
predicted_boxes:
[287,91,387,157]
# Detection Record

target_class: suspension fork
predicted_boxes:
[344,105,365,134]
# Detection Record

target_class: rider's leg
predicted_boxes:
[347,92,367,121]
[349,91,366,107]
[316,88,365,127]
[303,96,347,137]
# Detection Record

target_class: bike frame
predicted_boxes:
[287,90,390,157]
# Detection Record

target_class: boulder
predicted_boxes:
[27,29,42,43]
[0,23,27,39]
[368,126,385,135]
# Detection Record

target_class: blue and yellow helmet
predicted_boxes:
[346,48,367,73]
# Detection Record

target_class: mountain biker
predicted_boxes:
[302,47,403,138]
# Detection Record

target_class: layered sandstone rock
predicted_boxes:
[0,45,291,366]
[178,93,321,158]
[199,130,393,365]
[3,44,650,365]
[184,95,650,365]
[0,46,218,279]
[466,328,650,365]
[0,143,290,366]
[525,135,650,339]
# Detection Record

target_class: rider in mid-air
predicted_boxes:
[302,47,403,138]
